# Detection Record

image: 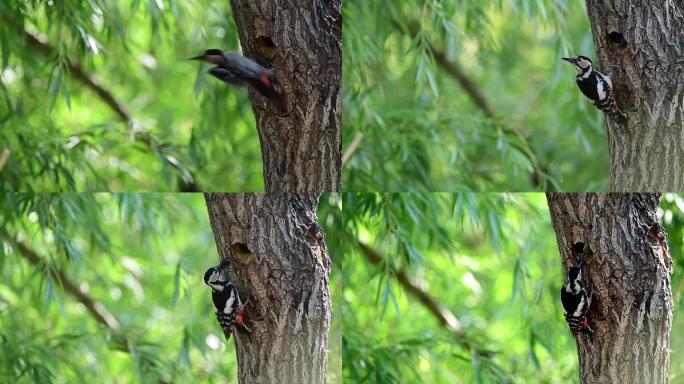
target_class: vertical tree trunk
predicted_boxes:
[229,1,342,193]
[584,1,684,191]
[547,193,673,384]
[205,193,331,384]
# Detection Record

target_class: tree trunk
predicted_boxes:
[228,1,342,193]
[584,1,684,191]
[547,193,673,384]
[205,193,331,384]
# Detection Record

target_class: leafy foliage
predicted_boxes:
[0,1,264,191]
[0,193,341,382]
[341,193,684,382]
[343,0,608,191]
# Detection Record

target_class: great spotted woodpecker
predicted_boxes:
[560,243,593,334]
[562,55,626,123]
[191,49,279,101]
[203,259,251,340]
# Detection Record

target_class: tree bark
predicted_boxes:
[547,193,673,384]
[584,1,684,191]
[228,1,342,193]
[205,193,331,384]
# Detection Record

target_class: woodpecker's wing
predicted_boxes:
[209,67,246,87]
[222,54,279,100]
[597,70,612,89]
[594,72,611,102]
[560,286,582,315]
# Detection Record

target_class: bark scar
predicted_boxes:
[646,226,670,270]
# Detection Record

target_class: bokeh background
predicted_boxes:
[0,193,342,383]
[341,193,684,383]
[0,1,264,191]
[343,0,608,191]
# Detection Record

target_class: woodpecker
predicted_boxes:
[204,259,251,340]
[191,49,279,101]
[562,55,626,123]
[560,246,593,334]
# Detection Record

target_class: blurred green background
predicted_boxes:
[0,1,264,191]
[0,193,342,383]
[343,0,608,191]
[341,193,684,383]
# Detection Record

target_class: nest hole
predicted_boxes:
[230,242,253,263]
[256,35,278,62]
[608,31,627,48]
[572,242,587,255]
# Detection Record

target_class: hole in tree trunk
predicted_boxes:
[572,242,587,255]
[256,35,277,62]
[231,242,253,263]
[608,31,627,49]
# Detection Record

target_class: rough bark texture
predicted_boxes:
[229,0,342,193]
[584,1,684,191]
[547,193,673,384]
[205,193,331,384]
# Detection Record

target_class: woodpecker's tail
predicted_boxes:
[596,95,627,123]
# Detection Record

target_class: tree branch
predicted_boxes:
[21,30,200,192]
[23,32,129,121]
[350,233,478,353]
[0,230,124,340]
[392,20,549,189]
[0,230,133,348]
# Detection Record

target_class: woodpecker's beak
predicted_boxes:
[561,57,578,65]
[189,54,206,61]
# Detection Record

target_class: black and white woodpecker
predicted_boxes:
[191,49,279,101]
[560,243,593,334]
[204,259,251,340]
[562,55,626,122]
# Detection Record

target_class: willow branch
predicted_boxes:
[349,233,480,353]
[23,32,130,121]
[0,231,125,344]
[392,20,549,189]
[1,230,168,382]
[22,30,199,191]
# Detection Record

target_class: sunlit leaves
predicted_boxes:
[0,0,263,191]
[0,193,342,382]
[343,0,607,191]
[342,193,579,383]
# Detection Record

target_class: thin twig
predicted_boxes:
[342,131,363,166]
[21,30,199,191]
[0,148,10,171]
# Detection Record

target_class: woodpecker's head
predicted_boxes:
[566,265,583,293]
[204,267,225,291]
[190,49,224,64]
[562,55,593,75]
